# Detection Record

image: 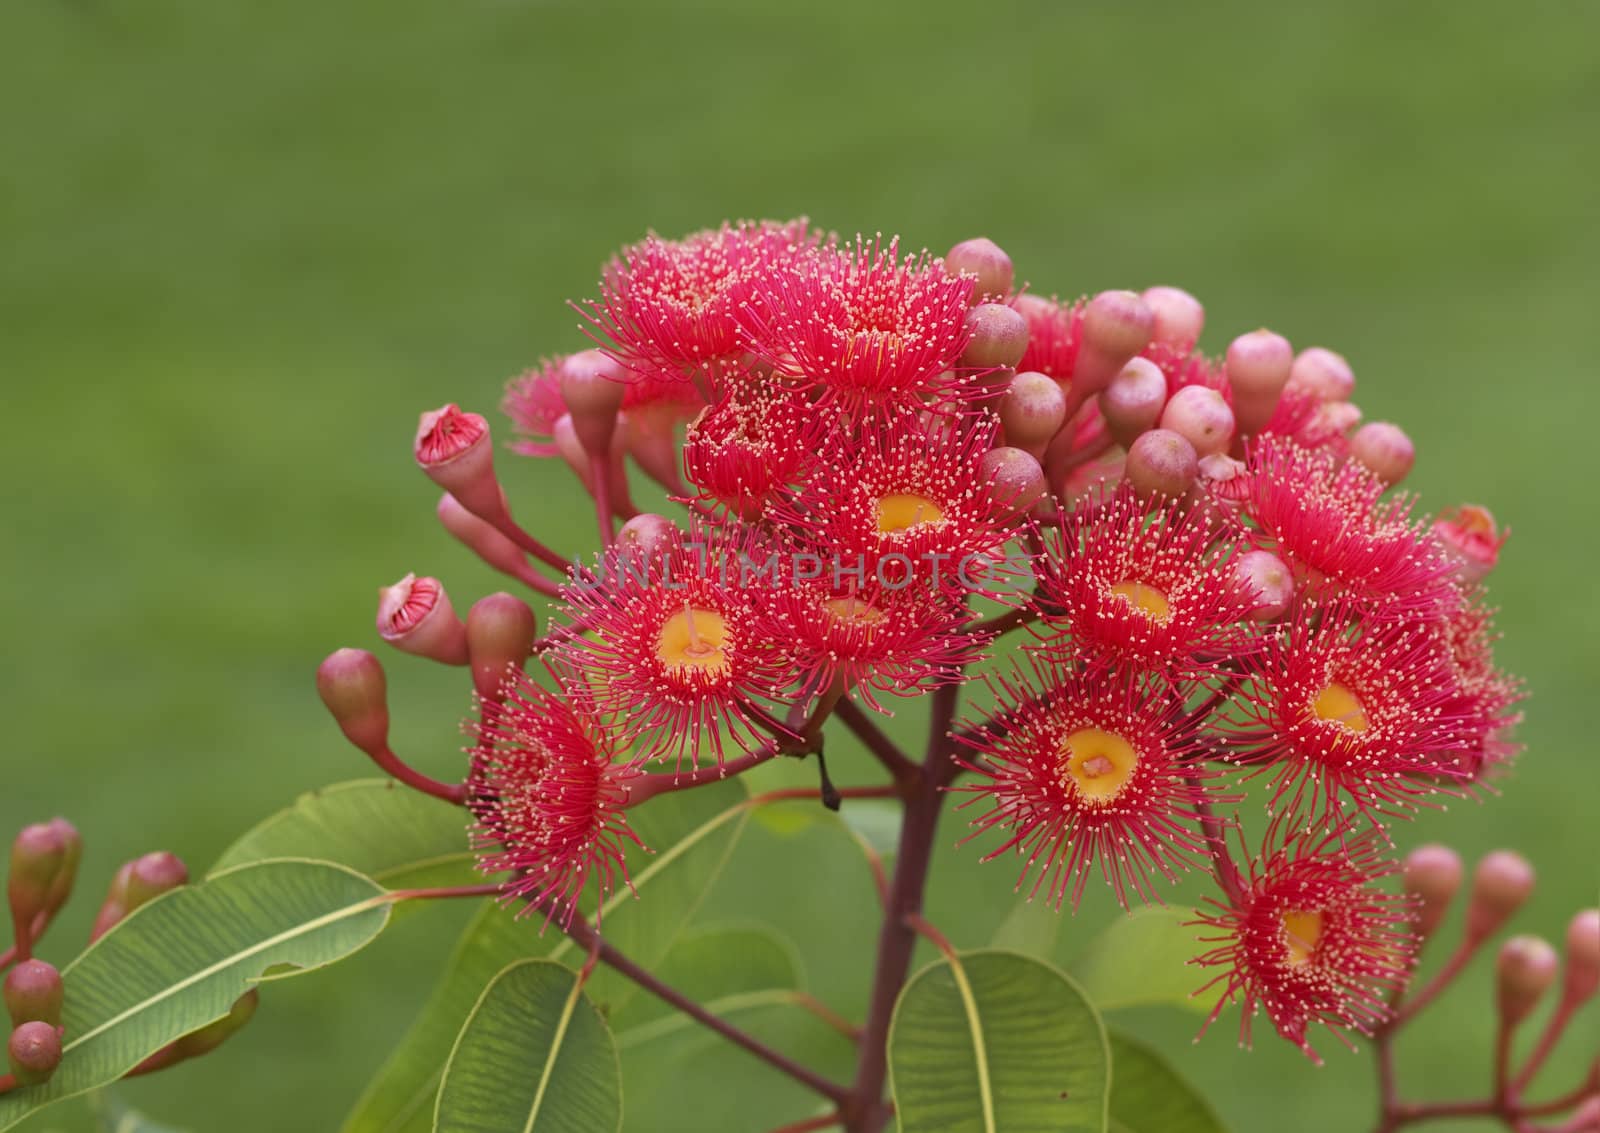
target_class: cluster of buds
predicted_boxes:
[315,219,1526,1061]
[0,824,254,1093]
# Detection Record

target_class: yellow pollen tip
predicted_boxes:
[822,596,888,627]
[656,605,731,677]
[1058,727,1139,803]
[1312,681,1370,734]
[876,492,946,534]
[1282,909,1325,966]
[1109,580,1173,623]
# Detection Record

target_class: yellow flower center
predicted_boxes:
[1109,580,1173,624]
[1312,681,1370,734]
[1282,909,1325,967]
[1058,727,1139,803]
[656,604,731,678]
[875,492,946,534]
[822,596,888,627]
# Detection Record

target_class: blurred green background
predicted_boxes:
[3,0,1596,1129]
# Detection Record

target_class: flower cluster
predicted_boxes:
[321,219,1522,1058]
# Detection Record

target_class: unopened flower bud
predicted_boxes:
[1467,850,1535,942]
[1287,347,1355,401]
[123,851,188,913]
[551,413,595,490]
[617,513,676,562]
[1496,935,1559,1026]
[43,819,80,912]
[1434,506,1507,585]
[316,648,390,756]
[174,989,260,1059]
[1141,286,1205,351]
[376,574,469,665]
[436,494,535,584]
[3,961,63,1028]
[1125,429,1198,501]
[960,303,1030,370]
[1403,844,1464,938]
[1313,399,1362,438]
[980,447,1046,519]
[1074,290,1155,398]
[560,350,628,459]
[7,1021,61,1086]
[1234,549,1294,622]
[1159,385,1234,456]
[89,861,134,943]
[466,593,539,703]
[998,371,1066,456]
[946,237,1013,303]
[1098,358,1168,448]
[1350,422,1415,486]
[8,824,72,943]
[1225,329,1294,436]
[1564,909,1599,1003]
[625,407,684,491]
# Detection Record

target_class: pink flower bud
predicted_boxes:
[376,574,469,665]
[1125,428,1198,500]
[1496,935,1559,1026]
[1403,844,1464,939]
[1287,347,1355,401]
[41,819,80,911]
[1140,286,1205,351]
[1098,358,1168,448]
[1159,385,1234,456]
[1234,549,1294,622]
[8,824,71,943]
[89,861,134,943]
[1350,422,1416,486]
[3,960,63,1028]
[617,513,677,562]
[1467,850,1535,942]
[315,648,390,756]
[625,407,685,492]
[979,447,1046,519]
[998,371,1066,456]
[1564,908,1599,1004]
[1434,505,1508,584]
[174,989,259,1059]
[961,303,1030,370]
[1225,329,1294,436]
[436,494,538,585]
[560,350,628,459]
[1313,399,1363,438]
[414,405,507,524]
[125,851,188,911]
[466,593,539,703]
[946,237,1014,303]
[1075,290,1155,399]
[7,1020,61,1086]
[552,414,594,490]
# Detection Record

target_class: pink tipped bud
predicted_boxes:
[1287,347,1355,401]
[42,819,80,911]
[316,648,391,756]
[125,852,188,912]
[1098,358,1168,448]
[1403,844,1464,938]
[1125,428,1198,501]
[560,350,628,458]
[175,989,260,1059]
[979,447,1046,519]
[617,513,676,562]
[8,824,71,942]
[1564,909,1600,1003]
[3,961,64,1028]
[1234,549,1294,622]
[466,593,539,703]
[960,303,1030,370]
[1158,385,1234,456]
[1467,850,1535,941]
[625,408,684,492]
[998,371,1067,456]
[1496,935,1559,1026]
[7,1021,61,1086]
[89,861,134,942]
[376,574,469,665]
[1313,399,1363,438]
[1350,422,1416,486]
[436,494,534,583]
[414,405,509,523]
[1140,286,1205,351]
[551,414,594,491]
[1225,329,1294,436]
[1434,505,1508,585]
[946,238,1014,303]
[1074,290,1155,398]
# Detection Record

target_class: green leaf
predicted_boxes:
[0,860,390,1132]
[1069,907,1216,1014]
[611,922,802,1042]
[210,779,475,891]
[1107,1031,1228,1133]
[340,777,750,1133]
[434,960,620,1133]
[988,897,1062,958]
[888,949,1110,1133]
